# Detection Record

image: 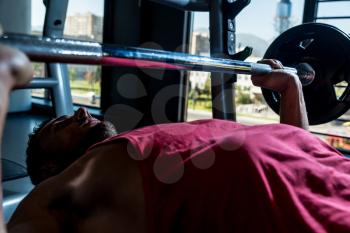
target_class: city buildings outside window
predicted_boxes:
[65,12,103,42]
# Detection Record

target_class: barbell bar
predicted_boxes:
[0,33,314,85]
[2,23,349,125]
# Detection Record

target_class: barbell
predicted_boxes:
[0,23,349,125]
[0,33,311,80]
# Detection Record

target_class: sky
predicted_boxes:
[32,0,350,42]
[193,0,350,42]
[194,0,304,42]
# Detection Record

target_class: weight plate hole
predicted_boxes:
[54,20,62,26]
[334,81,348,101]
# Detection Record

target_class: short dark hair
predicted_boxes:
[26,119,58,185]
[26,118,82,185]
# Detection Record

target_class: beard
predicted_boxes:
[34,121,118,185]
[86,120,117,145]
[63,121,117,166]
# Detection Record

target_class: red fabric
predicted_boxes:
[90,119,350,233]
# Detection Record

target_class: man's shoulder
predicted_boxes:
[27,141,139,210]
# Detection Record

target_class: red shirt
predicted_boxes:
[91,119,350,233]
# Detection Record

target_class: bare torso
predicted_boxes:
[7,142,146,233]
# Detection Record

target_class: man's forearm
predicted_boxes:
[279,81,309,130]
[0,45,33,233]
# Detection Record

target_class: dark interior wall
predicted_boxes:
[101,0,192,132]
[101,0,143,132]
[138,1,192,126]
[101,0,141,110]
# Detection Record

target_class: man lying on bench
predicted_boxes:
[1,45,347,233]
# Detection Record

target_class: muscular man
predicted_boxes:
[1,45,349,233]
[25,59,308,186]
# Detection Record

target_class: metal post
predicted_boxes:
[149,0,209,11]
[43,0,73,116]
[209,0,250,120]
[177,11,194,122]
[0,33,297,76]
[303,0,318,23]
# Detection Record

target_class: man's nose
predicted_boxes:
[74,107,90,120]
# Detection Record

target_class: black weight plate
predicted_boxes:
[262,23,350,125]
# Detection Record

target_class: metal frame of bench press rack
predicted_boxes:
[149,0,209,11]
[303,0,350,23]
[27,0,73,116]
[209,0,250,120]
[43,0,73,116]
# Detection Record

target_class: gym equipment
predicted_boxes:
[0,23,349,125]
[0,34,313,85]
[148,0,209,11]
[263,23,350,125]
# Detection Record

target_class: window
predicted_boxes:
[188,1,350,153]
[31,0,104,107]
[188,12,212,120]
[31,0,45,35]
[31,62,46,98]
[313,1,350,150]
[31,1,46,98]
[188,1,304,122]
[317,1,350,34]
